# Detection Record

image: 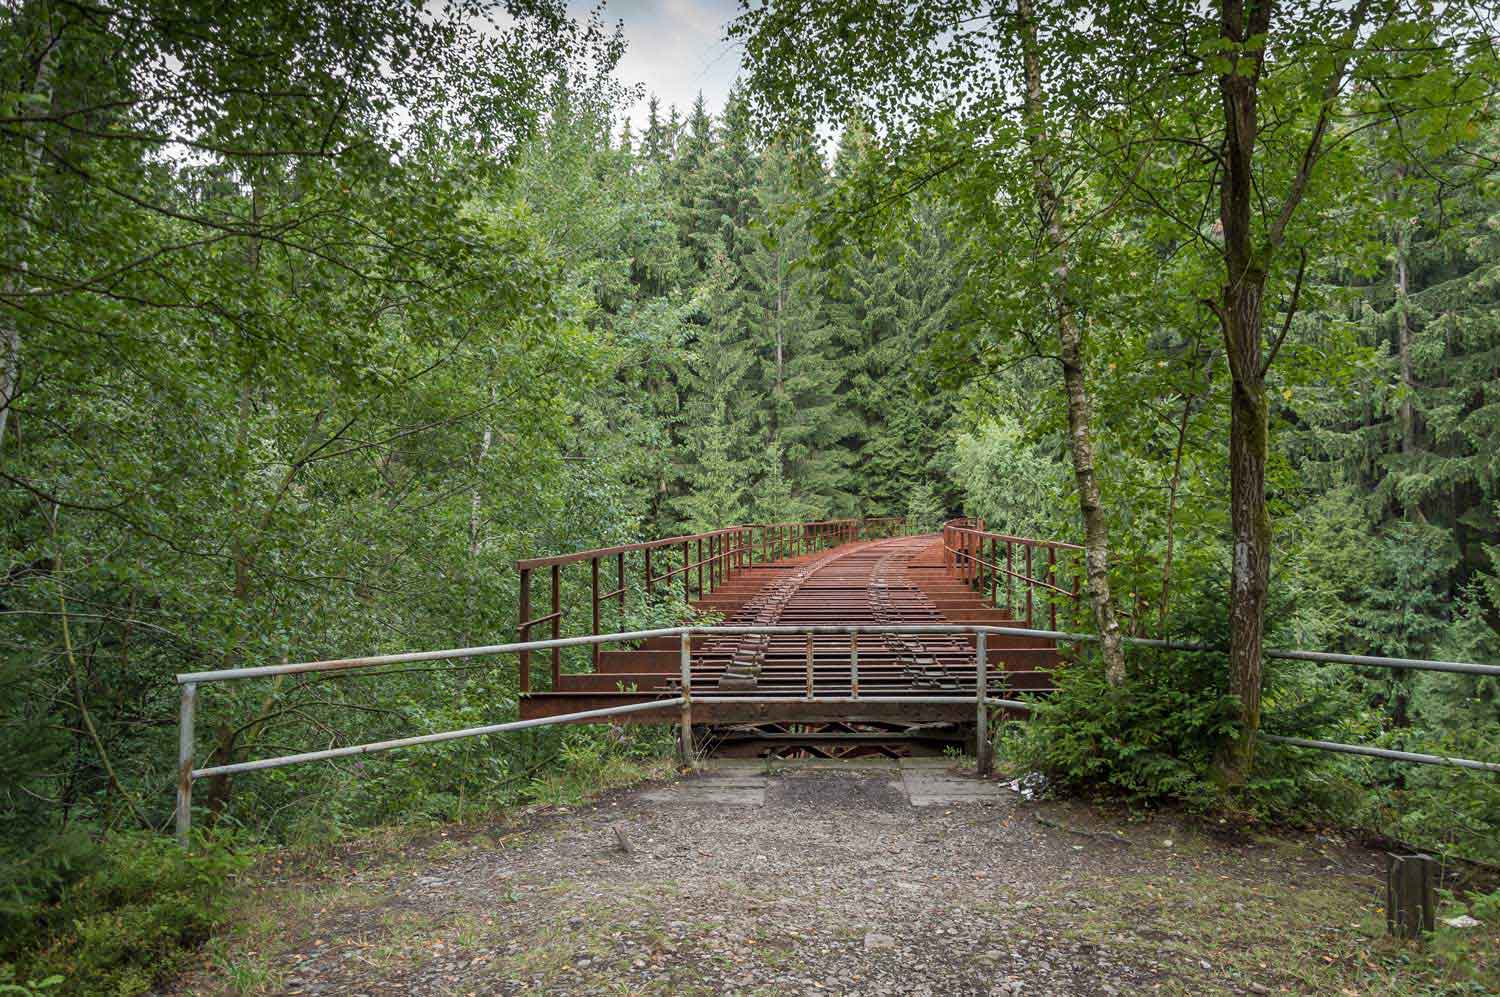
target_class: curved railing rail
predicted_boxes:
[173,622,1500,844]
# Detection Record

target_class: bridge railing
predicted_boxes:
[942,520,1084,630]
[172,622,1500,845]
[513,518,906,693]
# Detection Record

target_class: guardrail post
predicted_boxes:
[176,682,196,847]
[550,564,561,688]
[591,557,600,668]
[518,566,532,693]
[678,630,694,767]
[976,633,991,776]
[805,633,815,699]
[1024,545,1034,628]
[616,553,626,627]
[1386,854,1437,938]
[1048,547,1058,630]
[850,631,859,698]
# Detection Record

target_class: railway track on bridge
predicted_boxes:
[516,526,1068,758]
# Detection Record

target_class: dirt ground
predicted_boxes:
[168,759,1497,996]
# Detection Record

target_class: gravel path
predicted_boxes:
[176,760,1395,996]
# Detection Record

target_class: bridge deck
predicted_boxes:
[518,534,1058,726]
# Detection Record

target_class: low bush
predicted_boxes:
[1,832,249,996]
[997,645,1365,823]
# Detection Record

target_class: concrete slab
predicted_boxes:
[641,769,767,805]
[899,764,1007,807]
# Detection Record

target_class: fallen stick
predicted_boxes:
[1035,815,1131,846]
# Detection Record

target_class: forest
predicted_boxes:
[2,0,1499,992]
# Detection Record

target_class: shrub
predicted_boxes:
[1000,647,1238,810]
[0,833,250,996]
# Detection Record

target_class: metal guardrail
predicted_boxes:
[173,623,1500,845]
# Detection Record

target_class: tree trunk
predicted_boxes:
[1158,393,1194,635]
[1,9,58,453]
[1211,0,1274,785]
[1392,195,1424,523]
[1017,0,1126,685]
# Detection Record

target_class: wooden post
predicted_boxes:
[518,566,532,694]
[976,632,991,776]
[1386,854,1438,938]
[550,563,561,688]
[678,630,694,767]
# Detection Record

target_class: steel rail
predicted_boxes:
[175,626,688,684]
[1262,734,1500,774]
[191,697,688,780]
[176,624,1500,685]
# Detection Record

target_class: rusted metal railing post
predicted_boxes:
[590,557,600,668]
[989,538,997,606]
[805,633,814,699]
[1024,545,1034,628]
[176,682,196,847]
[976,632,991,776]
[682,540,690,603]
[850,631,860,698]
[644,546,653,600]
[1048,547,1058,630]
[678,630,694,767]
[1005,543,1013,610]
[518,566,532,693]
[550,564,561,688]
[616,552,626,628]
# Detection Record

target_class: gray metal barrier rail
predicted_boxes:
[174,624,1500,845]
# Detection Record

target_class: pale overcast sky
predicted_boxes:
[573,0,744,128]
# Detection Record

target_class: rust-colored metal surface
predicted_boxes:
[517,519,1071,741]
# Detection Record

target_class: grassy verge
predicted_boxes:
[1032,846,1498,994]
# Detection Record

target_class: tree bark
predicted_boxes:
[1159,392,1194,635]
[1211,0,1368,784]
[1,8,58,453]
[1017,0,1126,685]
[1391,189,1424,523]
[1212,0,1272,783]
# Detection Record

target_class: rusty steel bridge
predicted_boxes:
[513,518,1082,758]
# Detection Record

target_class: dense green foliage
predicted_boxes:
[3,0,1500,989]
[0,3,962,990]
[733,0,1500,858]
